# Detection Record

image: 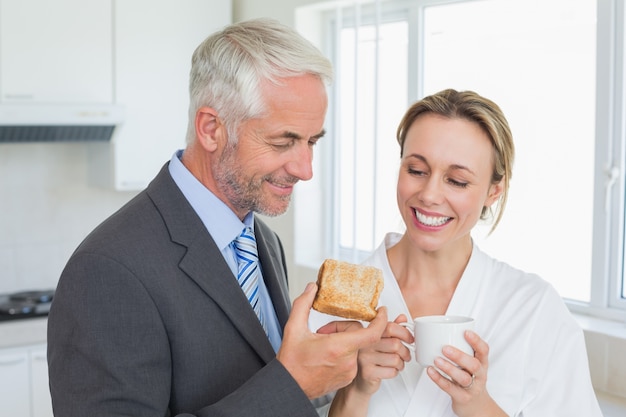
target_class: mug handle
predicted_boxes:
[398,322,415,352]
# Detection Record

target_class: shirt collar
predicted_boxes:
[168,149,254,250]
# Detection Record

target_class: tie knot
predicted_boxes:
[241,226,254,239]
[234,227,257,255]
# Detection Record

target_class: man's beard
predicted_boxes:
[213,142,297,217]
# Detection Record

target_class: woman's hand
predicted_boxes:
[329,315,414,417]
[426,330,508,417]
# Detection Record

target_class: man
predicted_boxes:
[47,18,387,417]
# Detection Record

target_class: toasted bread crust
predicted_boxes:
[312,259,383,321]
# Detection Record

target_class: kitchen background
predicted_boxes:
[0,0,312,296]
[1,0,625,416]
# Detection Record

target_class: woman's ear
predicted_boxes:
[485,179,504,207]
[195,107,225,152]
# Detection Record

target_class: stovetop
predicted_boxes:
[0,289,55,322]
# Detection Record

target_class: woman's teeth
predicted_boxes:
[414,209,451,226]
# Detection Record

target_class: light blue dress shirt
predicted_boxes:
[168,150,282,352]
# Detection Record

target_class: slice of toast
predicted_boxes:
[312,259,383,321]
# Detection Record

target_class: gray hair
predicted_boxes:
[185,18,334,143]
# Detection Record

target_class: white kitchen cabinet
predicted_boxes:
[0,0,230,189]
[0,0,113,104]
[88,0,232,190]
[0,349,30,417]
[0,347,30,416]
[0,343,52,417]
[30,345,53,417]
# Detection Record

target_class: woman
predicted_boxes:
[311,89,602,416]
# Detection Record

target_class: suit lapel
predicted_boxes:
[146,165,276,363]
[179,238,276,363]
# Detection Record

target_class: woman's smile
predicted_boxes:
[413,207,452,228]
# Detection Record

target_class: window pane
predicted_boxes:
[337,20,408,256]
[422,0,596,301]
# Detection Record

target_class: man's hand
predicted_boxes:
[276,282,388,399]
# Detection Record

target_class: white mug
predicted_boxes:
[400,315,474,368]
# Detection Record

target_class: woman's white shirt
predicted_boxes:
[310,232,602,417]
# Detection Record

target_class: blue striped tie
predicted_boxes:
[233,227,266,334]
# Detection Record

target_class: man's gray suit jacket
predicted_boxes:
[47,163,318,417]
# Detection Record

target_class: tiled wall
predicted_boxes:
[0,142,136,294]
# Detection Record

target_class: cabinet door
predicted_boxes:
[30,345,53,417]
[0,348,30,416]
[0,0,112,104]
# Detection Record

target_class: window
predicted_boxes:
[334,12,409,261]
[295,0,626,318]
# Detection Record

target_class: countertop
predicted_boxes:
[0,316,47,349]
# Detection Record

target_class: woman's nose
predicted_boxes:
[418,176,444,205]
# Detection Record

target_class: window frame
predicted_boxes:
[588,0,626,315]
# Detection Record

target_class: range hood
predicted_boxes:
[0,103,125,143]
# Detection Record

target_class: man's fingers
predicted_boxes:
[286,282,317,329]
[342,306,388,352]
[316,320,363,334]
[326,307,389,350]
[369,306,388,329]
[364,306,388,339]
